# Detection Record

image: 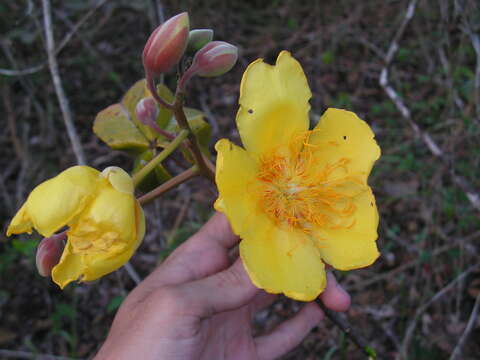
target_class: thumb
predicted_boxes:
[179,258,259,316]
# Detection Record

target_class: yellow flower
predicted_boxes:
[215,51,381,301]
[7,166,145,289]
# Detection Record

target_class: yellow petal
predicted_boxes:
[314,188,379,270]
[64,180,140,284]
[51,201,145,289]
[70,184,137,253]
[12,166,99,237]
[51,241,83,289]
[101,166,134,194]
[240,215,326,301]
[134,201,146,250]
[236,51,311,157]
[308,108,380,183]
[214,139,259,236]
[84,202,145,283]
[7,203,33,236]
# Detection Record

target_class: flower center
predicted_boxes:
[254,132,364,233]
[68,219,126,255]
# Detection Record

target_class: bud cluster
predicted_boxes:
[142,12,238,88]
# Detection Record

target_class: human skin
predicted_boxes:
[95,212,351,360]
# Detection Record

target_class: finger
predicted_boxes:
[178,258,259,316]
[255,302,324,360]
[319,272,351,312]
[137,213,238,292]
[188,212,239,250]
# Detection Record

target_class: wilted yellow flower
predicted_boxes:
[215,51,381,301]
[7,166,145,289]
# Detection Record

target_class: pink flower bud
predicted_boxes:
[191,41,238,77]
[36,232,66,277]
[142,12,190,76]
[187,29,213,53]
[136,97,159,127]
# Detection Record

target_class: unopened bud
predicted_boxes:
[191,41,238,77]
[187,29,214,53]
[143,12,190,76]
[136,97,159,127]
[36,232,66,277]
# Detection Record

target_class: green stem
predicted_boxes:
[138,166,199,205]
[132,129,189,187]
[173,91,215,183]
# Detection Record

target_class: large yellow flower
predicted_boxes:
[7,166,145,289]
[215,51,381,301]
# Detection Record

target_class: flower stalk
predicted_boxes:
[146,76,174,110]
[132,129,189,187]
[138,165,199,205]
[316,300,378,359]
[172,90,215,182]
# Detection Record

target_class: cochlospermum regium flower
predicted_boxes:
[214,51,381,301]
[7,166,145,289]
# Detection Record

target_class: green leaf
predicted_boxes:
[107,295,125,313]
[93,104,149,153]
[184,107,212,151]
[321,51,334,65]
[12,238,37,256]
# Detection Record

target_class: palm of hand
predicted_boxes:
[97,213,349,360]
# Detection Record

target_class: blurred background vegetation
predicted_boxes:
[0,0,479,359]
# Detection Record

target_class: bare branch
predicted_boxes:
[124,262,141,285]
[0,64,45,76]
[1,0,109,77]
[449,293,480,360]
[401,264,479,359]
[379,0,480,211]
[316,301,378,358]
[41,0,86,165]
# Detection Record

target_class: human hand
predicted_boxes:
[95,212,351,360]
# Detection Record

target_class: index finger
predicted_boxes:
[188,212,239,250]
[132,212,239,295]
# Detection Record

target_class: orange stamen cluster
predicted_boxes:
[254,131,365,233]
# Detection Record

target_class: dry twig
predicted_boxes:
[41,0,86,165]
[124,262,141,285]
[401,264,480,359]
[379,0,480,211]
[449,293,480,360]
[316,301,378,359]
[0,0,109,77]
[347,230,480,291]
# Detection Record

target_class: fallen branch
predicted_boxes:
[401,264,479,359]
[449,293,480,360]
[378,0,480,211]
[42,0,86,165]
[1,0,109,77]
